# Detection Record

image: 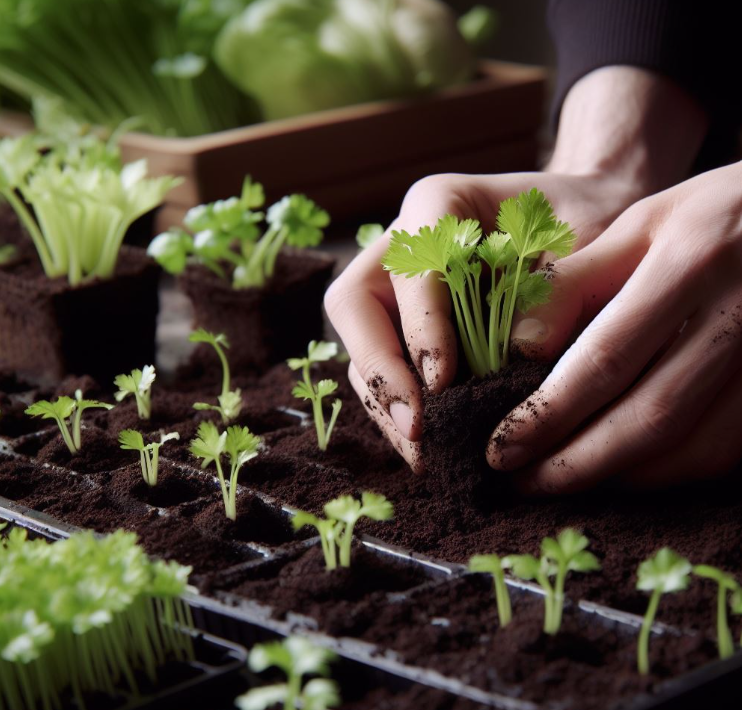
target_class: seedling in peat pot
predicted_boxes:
[114,365,156,419]
[469,554,513,627]
[292,492,394,570]
[287,341,342,451]
[636,548,692,674]
[25,389,112,455]
[236,636,339,710]
[119,429,180,487]
[189,328,243,423]
[507,528,600,635]
[693,564,740,660]
[190,422,260,520]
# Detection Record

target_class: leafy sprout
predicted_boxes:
[693,565,739,660]
[114,365,156,420]
[636,548,692,674]
[356,223,384,250]
[236,636,339,710]
[25,389,112,455]
[287,341,342,451]
[119,429,180,487]
[292,492,394,570]
[383,189,574,377]
[189,421,260,521]
[469,554,513,627]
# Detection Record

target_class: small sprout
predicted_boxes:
[507,528,600,635]
[287,341,342,451]
[693,564,739,660]
[235,636,339,710]
[355,223,384,250]
[114,365,156,419]
[189,328,243,423]
[636,548,692,674]
[25,389,112,455]
[190,421,260,520]
[292,492,394,570]
[119,429,180,487]
[469,554,513,627]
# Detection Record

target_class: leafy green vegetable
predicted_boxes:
[507,528,600,635]
[287,341,342,451]
[383,189,575,377]
[469,554,513,627]
[25,389,112,455]
[114,365,156,420]
[636,548,692,674]
[356,223,384,250]
[119,429,180,487]
[236,636,339,710]
[189,421,260,520]
[148,177,329,288]
[693,565,739,660]
[292,492,393,570]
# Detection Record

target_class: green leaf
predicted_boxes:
[225,425,260,462]
[469,553,507,575]
[236,684,288,710]
[359,491,394,521]
[0,135,41,191]
[356,223,384,249]
[118,429,145,452]
[570,550,601,573]
[637,548,692,593]
[308,340,338,364]
[382,225,450,278]
[25,397,75,421]
[292,509,321,532]
[292,381,315,400]
[324,495,361,524]
[504,554,542,581]
[241,176,265,210]
[316,379,338,399]
[189,421,227,468]
[286,636,337,677]
[303,678,341,710]
[693,564,738,589]
[159,431,180,445]
[476,231,515,270]
[248,640,293,675]
[218,389,243,421]
[189,327,229,349]
[147,228,194,275]
[516,272,552,313]
[267,194,329,247]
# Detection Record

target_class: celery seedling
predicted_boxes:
[114,365,156,420]
[636,548,692,674]
[119,429,180,487]
[383,189,574,376]
[287,341,342,451]
[469,554,513,627]
[190,421,260,520]
[292,492,394,570]
[25,389,112,455]
[693,565,739,660]
[189,328,243,423]
[235,636,339,710]
[507,528,600,635]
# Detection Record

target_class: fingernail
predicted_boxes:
[421,354,438,390]
[511,318,549,344]
[390,401,415,440]
[490,444,531,471]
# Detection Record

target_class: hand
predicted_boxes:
[487,161,742,492]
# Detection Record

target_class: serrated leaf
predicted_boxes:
[25,397,75,421]
[382,226,450,278]
[308,340,338,364]
[292,510,321,532]
[637,548,691,593]
[303,678,340,710]
[286,636,336,677]
[570,550,601,573]
[267,194,329,247]
[359,491,393,521]
[147,228,193,275]
[241,176,266,210]
[504,554,541,580]
[248,640,293,675]
[118,429,145,451]
[469,554,505,575]
[188,328,229,348]
[292,381,315,400]
[225,425,260,461]
[516,272,552,313]
[356,223,384,249]
[476,231,516,270]
[324,495,361,524]
[316,379,339,399]
[189,421,226,468]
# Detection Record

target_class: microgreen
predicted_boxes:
[636,548,692,674]
[114,365,156,420]
[148,177,330,288]
[287,341,342,451]
[119,429,180,487]
[693,565,739,660]
[292,492,394,570]
[25,389,112,455]
[383,189,574,376]
[236,636,339,710]
[356,223,384,250]
[469,554,513,627]
[190,421,260,520]
[507,528,600,635]
[189,328,243,423]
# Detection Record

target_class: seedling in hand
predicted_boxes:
[119,429,180,487]
[189,328,243,423]
[469,554,513,627]
[292,492,394,570]
[25,389,112,455]
[507,528,600,635]
[287,341,342,451]
[235,636,339,710]
[190,421,260,520]
[693,564,740,660]
[636,548,692,674]
[114,365,156,419]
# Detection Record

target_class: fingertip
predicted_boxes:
[390,401,421,442]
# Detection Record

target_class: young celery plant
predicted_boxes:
[636,548,692,674]
[235,636,339,710]
[287,341,342,451]
[507,528,600,635]
[25,390,112,455]
[189,328,243,423]
[119,430,180,487]
[189,422,260,520]
[692,565,740,660]
[114,365,156,420]
[469,554,513,627]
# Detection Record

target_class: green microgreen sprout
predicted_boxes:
[469,554,513,627]
[148,177,330,289]
[235,636,339,710]
[189,328,243,423]
[287,341,342,451]
[636,548,692,675]
[114,365,156,420]
[119,429,181,487]
[356,223,384,250]
[382,189,575,377]
[507,528,600,635]
[692,564,739,660]
[189,421,260,521]
[25,389,113,455]
[292,492,394,570]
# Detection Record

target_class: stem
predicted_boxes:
[467,269,489,366]
[150,445,160,487]
[550,563,567,635]
[263,226,289,279]
[717,584,734,660]
[339,518,358,568]
[214,457,231,519]
[227,460,240,521]
[502,256,525,368]
[493,570,512,627]
[56,416,78,455]
[325,401,342,450]
[72,406,83,451]
[214,343,231,399]
[285,670,301,710]
[488,279,503,372]
[638,589,661,675]
[456,286,488,377]
[3,190,54,275]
